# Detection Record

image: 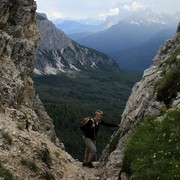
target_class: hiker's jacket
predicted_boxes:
[83,118,118,140]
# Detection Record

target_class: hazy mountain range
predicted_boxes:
[54,10,180,71]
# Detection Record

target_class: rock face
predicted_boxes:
[0,1,99,179]
[100,23,180,180]
[34,13,119,75]
[0,0,55,142]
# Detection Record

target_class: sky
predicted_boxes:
[35,0,180,21]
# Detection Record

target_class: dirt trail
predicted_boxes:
[75,161,101,180]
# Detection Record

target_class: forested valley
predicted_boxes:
[33,69,142,160]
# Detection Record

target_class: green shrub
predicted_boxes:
[17,123,24,130]
[0,162,19,180]
[164,47,180,66]
[41,148,52,169]
[42,171,55,180]
[0,162,14,180]
[124,109,180,179]
[155,63,180,105]
[21,112,28,120]
[109,132,120,153]
[21,158,38,172]
[154,47,180,105]
[55,151,60,158]
[2,132,12,145]
[32,124,38,131]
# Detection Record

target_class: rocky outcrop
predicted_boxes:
[100,23,180,179]
[0,0,56,142]
[177,22,180,33]
[34,13,119,75]
[0,0,99,179]
[0,109,101,179]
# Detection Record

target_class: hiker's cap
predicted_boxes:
[95,110,103,115]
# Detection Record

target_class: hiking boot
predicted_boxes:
[82,162,87,166]
[86,162,94,168]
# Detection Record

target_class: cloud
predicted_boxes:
[35,0,180,20]
[49,11,64,20]
[36,0,64,20]
[100,7,120,19]
[99,1,148,20]
[123,1,146,11]
[110,7,120,15]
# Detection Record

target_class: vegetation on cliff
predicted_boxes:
[154,47,180,105]
[124,108,180,179]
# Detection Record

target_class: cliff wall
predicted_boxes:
[100,23,180,180]
[0,1,97,179]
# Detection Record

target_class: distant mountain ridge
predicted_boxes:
[74,11,180,53]
[110,26,176,71]
[34,13,119,75]
[54,19,103,34]
[56,10,180,36]
[61,11,180,71]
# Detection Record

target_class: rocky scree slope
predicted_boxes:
[99,23,180,180]
[0,0,100,179]
[34,13,119,75]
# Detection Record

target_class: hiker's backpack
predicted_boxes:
[80,117,94,132]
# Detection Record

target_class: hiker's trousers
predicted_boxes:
[83,136,97,158]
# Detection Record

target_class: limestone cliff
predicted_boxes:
[0,0,56,144]
[100,23,180,180]
[34,13,119,75]
[0,1,98,179]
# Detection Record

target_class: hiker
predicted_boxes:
[81,110,119,168]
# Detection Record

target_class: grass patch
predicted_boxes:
[164,46,180,66]
[0,162,14,180]
[0,161,19,180]
[124,109,180,179]
[109,131,120,153]
[41,148,52,169]
[2,132,12,145]
[154,47,180,105]
[21,158,38,172]
[55,151,60,158]
[42,171,55,180]
[17,123,24,130]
